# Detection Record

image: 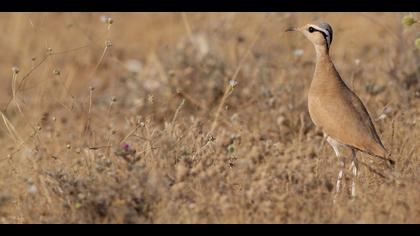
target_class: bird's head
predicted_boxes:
[286,22,333,50]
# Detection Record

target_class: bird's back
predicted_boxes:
[308,57,387,158]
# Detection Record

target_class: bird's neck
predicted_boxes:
[314,44,330,61]
[311,45,341,90]
[314,45,334,77]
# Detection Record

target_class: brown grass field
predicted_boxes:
[0,12,419,223]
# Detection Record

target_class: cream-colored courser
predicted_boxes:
[286,22,394,198]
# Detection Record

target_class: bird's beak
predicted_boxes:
[285,27,297,32]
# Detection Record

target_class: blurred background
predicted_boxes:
[0,13,418,223]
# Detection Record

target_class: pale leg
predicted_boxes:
[350,149,358,198]
[336,160,345,194]
[326,137,345,196]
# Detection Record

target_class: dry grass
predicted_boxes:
[0,12,419,224]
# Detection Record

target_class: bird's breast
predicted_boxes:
[307,90,322,128]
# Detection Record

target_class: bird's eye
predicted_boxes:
[308,27,315,33]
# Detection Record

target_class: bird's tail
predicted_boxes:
[369,151,395,168]
[354,146,395,168]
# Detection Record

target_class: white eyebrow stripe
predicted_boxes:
[310,25,331,46]
[311,25,330,37]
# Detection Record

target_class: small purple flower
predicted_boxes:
[115,142,138,163]
[122,143,131,151]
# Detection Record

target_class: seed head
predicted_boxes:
[415,38,420,49]
[12,66,20,74]
[402,15,417,26]
[100,16,114,25]
[229,79,238,88]
[53,69,61,76]
[105,40,113,48]
[227,144,235,154]
[148,95,154,104]
[106,17,113,25]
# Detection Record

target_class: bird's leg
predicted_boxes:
[336,159,345,194]
[326,137,344,198]
[350,149,358,198]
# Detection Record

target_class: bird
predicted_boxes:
[285,22,395,199]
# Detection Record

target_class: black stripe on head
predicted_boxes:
[317,30,329,44]
[308,26,331,49]
[318,23,333,48]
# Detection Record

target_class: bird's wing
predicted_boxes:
[309,74,386,158]
[345,88,387,156]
